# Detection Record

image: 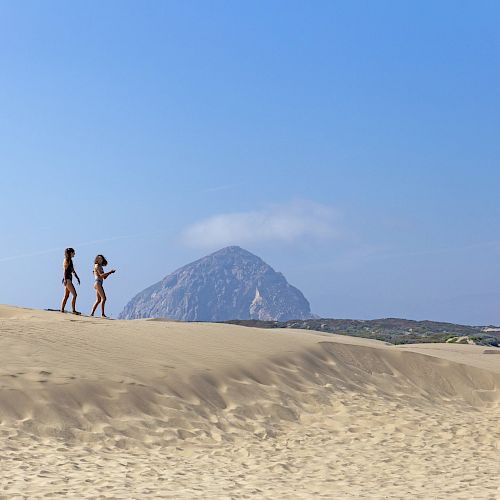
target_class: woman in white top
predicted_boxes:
[90,254,116,318]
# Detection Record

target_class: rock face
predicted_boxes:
[119,246,312,321]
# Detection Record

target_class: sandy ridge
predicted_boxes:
[0,305,499,498]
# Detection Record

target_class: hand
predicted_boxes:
[111,269,116,274]
[77,277,81,285]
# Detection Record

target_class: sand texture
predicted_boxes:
[0,305,499,499]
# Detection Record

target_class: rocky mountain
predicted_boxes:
[119,246,312,321]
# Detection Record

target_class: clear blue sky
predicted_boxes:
[1,1,499,324]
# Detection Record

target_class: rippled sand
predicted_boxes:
[0,305,499,499]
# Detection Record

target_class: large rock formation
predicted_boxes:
[119,246,312,321]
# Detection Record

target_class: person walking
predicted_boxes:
[60,247,81,314]
[90,255,116,318]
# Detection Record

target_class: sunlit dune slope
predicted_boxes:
[0,305,499,498]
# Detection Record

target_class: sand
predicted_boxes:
[0,305,499,499]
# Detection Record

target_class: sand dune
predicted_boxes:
[0,305,499,498]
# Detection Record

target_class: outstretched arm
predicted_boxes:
[95,266,116,280]
[102,270,116,279]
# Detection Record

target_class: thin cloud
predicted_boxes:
[202,184,242,193]
[322,241,500,271]
[181,201,340,248]
[371,241,500,260]
[0,233,146,264]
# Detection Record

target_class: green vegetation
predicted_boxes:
[222,318,500,347]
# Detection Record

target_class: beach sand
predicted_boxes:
[0,305,498,499]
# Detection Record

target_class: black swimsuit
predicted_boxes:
[64,259,74,281]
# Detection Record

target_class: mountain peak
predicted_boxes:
[217,245,244,252]
[119,247,312,322]
[209,246,258,258]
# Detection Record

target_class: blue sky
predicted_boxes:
[1,1,499,324]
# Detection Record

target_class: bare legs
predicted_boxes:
[61,280,79,313]
[91,283,107,317]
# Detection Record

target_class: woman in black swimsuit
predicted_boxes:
[60,247,81,314]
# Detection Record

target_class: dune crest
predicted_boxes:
[0,305,499,498]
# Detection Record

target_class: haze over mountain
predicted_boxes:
[119,246,312,321]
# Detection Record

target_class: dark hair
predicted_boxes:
[64,248,75,260]
[94,254,108,266]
